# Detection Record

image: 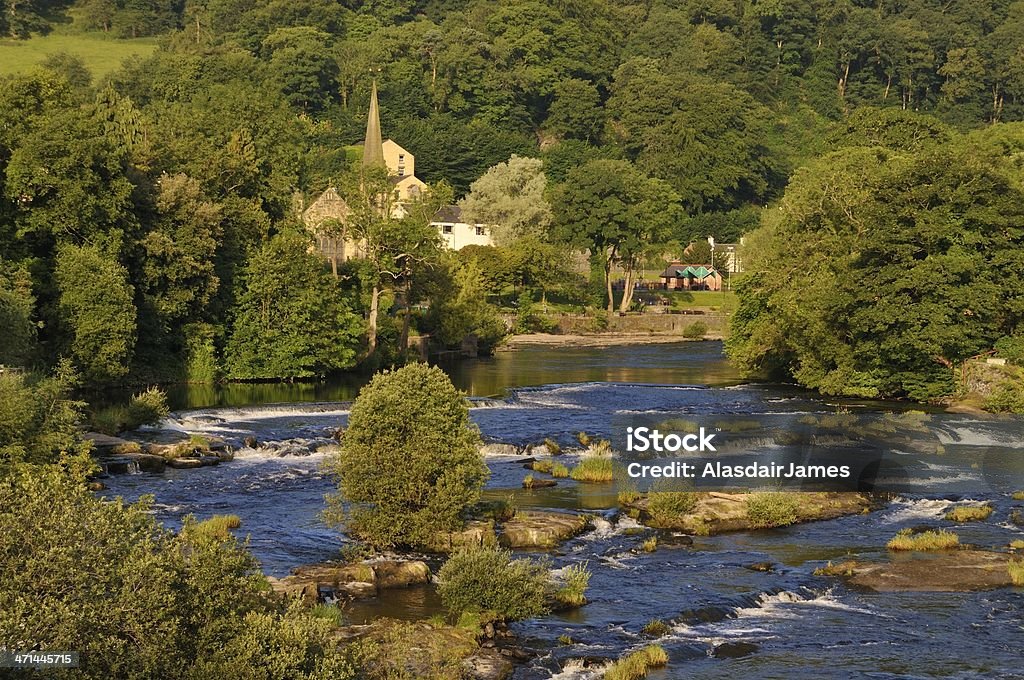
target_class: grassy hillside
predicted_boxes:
[0,33,158,79]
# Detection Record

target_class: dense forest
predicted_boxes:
[2,0,1024,395]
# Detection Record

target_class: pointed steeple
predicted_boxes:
[362,80,385,169]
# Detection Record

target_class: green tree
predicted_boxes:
[262,27,340,112]
[458,155,552,246]
[0,261,36,368]
[728,135,1024,400]
[546,78,604,143]
[0,463,356,679]
[325,363,487,549]
[553,159,681,316]
[343,167,447,357]
[0,361,84,468]
[55,244,137,384]
[225,230,363,379]
[139,173,222,329]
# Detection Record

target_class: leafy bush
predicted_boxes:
[0,362,86,467]
[995,335,1024,365]
[127,387,169,427]
[887,528,960,551]
[985,381,1024,413]
[604,645,669,680]
[326,364,488,549]
[945,504,993,522]
[530,460,553,473]
[0,464,353,680]
[436,546,549,622]
[551,463,569,478]
[745,492,802,528]
[682,321,707,339]
[552,562,591,608]
[352,619,477,680]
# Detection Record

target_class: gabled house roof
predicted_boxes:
[433,205,463,223]
[659,263,719,279]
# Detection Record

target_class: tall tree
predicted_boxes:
[458,155,552,246]
[225,230,363,379]
[54,244,137,384]
[553,159,681,316]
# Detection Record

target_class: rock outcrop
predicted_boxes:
[819,551,1018,592]
[267,559,431,602]
[499,511,590,548]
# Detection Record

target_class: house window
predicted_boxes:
[397,154,406,176]
[442,224,453,234]
[475,226,486,236]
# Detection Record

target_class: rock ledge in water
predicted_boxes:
[267,559,431,602]
[819,550,1017,592]
[633,491,870,535]
[499,511,590,549]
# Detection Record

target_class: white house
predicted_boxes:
[431,205,493,250]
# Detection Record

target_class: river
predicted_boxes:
[100,341,1024,679]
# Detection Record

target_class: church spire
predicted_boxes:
[362,80,385,169]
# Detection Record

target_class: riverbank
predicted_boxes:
[501,333,722,348]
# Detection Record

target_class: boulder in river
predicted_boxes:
[499,510,590,549]
[713,641,759,658]
[269,559,432,602]
[479,443,519,457]
[462,648,513,680]
[427,520,498,553]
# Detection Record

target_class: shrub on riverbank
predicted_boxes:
[604,645,669,680]
[552,562,591,608]
[436,546,549,622]
[945,505,993,522]
[89,387,170,435]
[682,321,707,339]
[552,462,569,478]
[647,489,701,523]
[745,492,802,528]
[570,457,614,482]
[0,464,355,680]
[887,528,960,551]
[194,514,242,541]
[325,364,488,549]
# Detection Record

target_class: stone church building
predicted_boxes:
[302,82,491,271]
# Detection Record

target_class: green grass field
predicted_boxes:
[0,33,158,79]
[666,290,738,313]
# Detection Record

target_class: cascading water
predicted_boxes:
[98,343,1024,679]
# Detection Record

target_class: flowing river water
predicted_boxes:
[100,342,1024,679]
